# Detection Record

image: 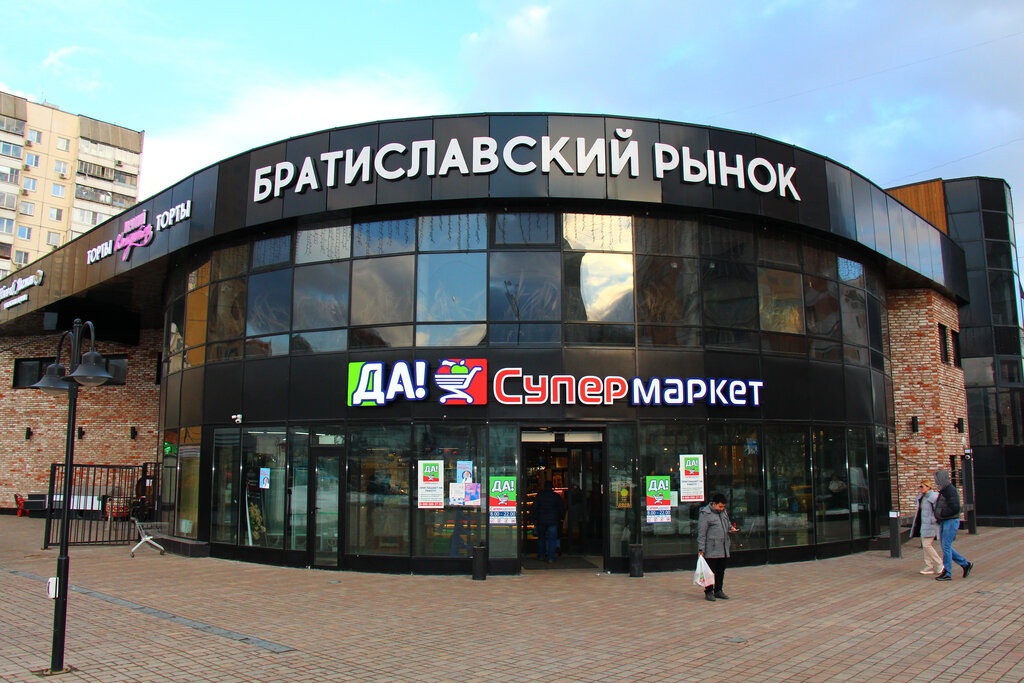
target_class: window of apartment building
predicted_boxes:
[77,160,114,181]
[13,250,28,265]
[27,130,42,144]
[113,170,138,187]
[19,201,34,215]
[49,207,63,222]
[951,330,962,368]
[17,225,31,240]
[12,358,55,388]
[0,243,11,259]
[0,191,16,210]
[72,207,109,226]
[51,183,65,198]
[0,268,8,279]
[23,177,36,192]
[25,152,39,167]
[0,141,23,159]
[0,115,25,136]
[939,323,950,364]
[54,160,69,177]
[0,217,13,234]
[47,231,61,247]
[0,164,19,185]
[56,137,70,152]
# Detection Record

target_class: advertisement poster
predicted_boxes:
[464,483,481,507]
[488,476,517,524]
[456,460,474,484]
[418,460,444,509]
[645,475,672,523]
[679,454,705,502]
[259,467,271,489]
[613,477,633,509]
[449,483,466,506]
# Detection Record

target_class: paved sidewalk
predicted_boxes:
[0,516,1021,682]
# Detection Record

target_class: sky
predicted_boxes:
[2,1,1021,231]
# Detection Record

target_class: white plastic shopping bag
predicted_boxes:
[693,555,715,588]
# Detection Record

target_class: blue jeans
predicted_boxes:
[537,524,559,561]
[939,518,968,574]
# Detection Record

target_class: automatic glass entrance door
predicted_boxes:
[521,430,603,568]
[308,447,342,567]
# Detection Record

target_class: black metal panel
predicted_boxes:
[163,371,181,428]
[793,148,829,231]
[562,348,637,420]
[327,124,379,211]
[635,349,706,419]
[190,165,218,243]
[246,143,286,226]
[180,367,204,427]
[242,357,290,422]
[432,116,490,201]
[214,154,249,236]
[659,123,713,209]
[605,117,660,203]
[760,356,809,419]
[844,366,872,423]
[756,137,799,224]
[547,115,606,200]
[808,361,845,421]
[289,353,349,420]
[826,162,856,241]
[202,362,243,424]
[376,119,432,206]
[484,348,563,420]
[283,132,329,219]
[709,129,760,215]
[488,115,548,198]
[703,352,761,420]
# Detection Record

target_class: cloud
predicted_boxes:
[43,46,81,70]
[137,72,455,199]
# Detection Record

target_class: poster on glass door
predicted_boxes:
[418,460,444,509]
[488,476,517,524]
[679,454,705,502]
[645,475,672,523]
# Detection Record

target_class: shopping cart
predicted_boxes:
[129,517,166,557]
[434,365,482,404]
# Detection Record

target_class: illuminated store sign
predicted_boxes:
[347,359,764,408]
[86,201,191,265]
[253,130,800,203]
[0,269,43,310]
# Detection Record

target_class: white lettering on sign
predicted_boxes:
[253,133,801,203]
[0,269,43,307]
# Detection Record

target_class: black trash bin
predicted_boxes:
[472,544,487,580]
[628,543,643,577]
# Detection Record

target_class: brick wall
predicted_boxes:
[0,329,162,507]
[888,289,967,512]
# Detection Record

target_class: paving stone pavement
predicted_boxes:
[0,516,1022,682]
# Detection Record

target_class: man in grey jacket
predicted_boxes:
[697,492,738,601]
[932,469,974,581]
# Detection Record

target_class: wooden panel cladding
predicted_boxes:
[886,180,948,234]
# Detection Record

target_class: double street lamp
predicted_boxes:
[31,318,112,675]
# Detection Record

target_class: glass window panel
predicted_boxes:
[844,344,868,366]
[165,298,185,354]
[417,253,486,322]
[487,425,519,559]
[983,212,1010,241]
[702,261,757,329]
[837,257,865,287]
[415,324,486,347]
[175,429,201,539]
[804,276,841,339]
[761,332,806,356]
[211,428,240,543]
[346,425,411,556]
[564,324,635,346]
[803,241,838,279]
[990,272,1018,326]
[349,325,413,349]
[999,359,1022,384]
[488,323,560,346]
[293,261,350,330]
[413,424,485,557]
[246,269,293,336]
[702,221,754,261]
[252,235,291,270]
[188,261,210,291]
[494,213,555,245]
[563,252,634,322]
[841,285,868,345]
[759,234,801,268]
[207,278,247,341]
[562,213,632,251]
[184,287,208,348]
[639,423,705,557]
[636,255,700,324]
[986,241,1013,270]
[350,255,414,325]
[212,244,249,280]
[638,326,701,347]
[287,427,310,552]
[704,328,759,350]
[184,346,205,369]
[295,223,351,264]
[758,268,804,334]
[948,212,982,243]
[161,431,178,529]
[207,340,243,362]
[705,423,764,550]
[764,426,811,548]
[813,427,851,543]
[353,218,416,256]
[245,334,290,357]
[489,251,561,321]
[240,427,288,548]
[634,216,699,256]
[418,213,487,251]
[607,424,638,558]
[291,329,348,354]
[809,338,843,362]
[944,179,979,213]
[847,427,872,538]
[963,357,995,386]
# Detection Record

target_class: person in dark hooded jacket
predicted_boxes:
[932,469,973,581]
[532,481,564,563]
[697,492,738,601]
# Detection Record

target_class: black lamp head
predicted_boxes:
[31,362,69,396]
[68,350,112,387]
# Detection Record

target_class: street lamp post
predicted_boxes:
[31,318,112,675]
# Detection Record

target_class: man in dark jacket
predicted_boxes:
[932,469,973,581]
[697,492,738,601]
[533,481,564,563]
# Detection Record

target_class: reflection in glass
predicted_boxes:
[212,244,248,281]
[184,287,208,348]
[287,427,309,552]
[188,261,210,291]
[165,299,184,354]
[564,252,634,322]
[246,269,293,336]
[639,423,704,557]
[764,426,811,548]
[241,427,287,549]
[636,255,699,324]
[418,214,486,251]
[175,430,201,539]
[848,427,872,538]
[638,326,701,347]
[607,424,637,558]
[989,271,1018,326]
[349,326,413,349]
[211,428,240,543]
[489,251,561,321]
[703,261,757,329]
[207,340,243,362]
[838,257,865,287]
[346,425,411,556]
[293,262,349,330]
[759,234,800,268]
[488,323,560,346]
[296,223,351,264]
[415,324,486,347]
[413,424,485,557]
[803,242,837,279]
[841,285,868,346]
[813,427,851,543]
[703,221,754,261]
[562,214,632,251]
[758,268,804,334]
[705,423,764,550]
[291,329,347,354]
[207,278,247,341]
[353,218,416,256]
[488,425,519,559]
[564,324,635,345]
[417,253,486,321]
[634,216,699,256]
[804,276,841,338]
[494,213,555,245]
[351,255,414,325]
[245,335,290,357]
[252,235,291,270]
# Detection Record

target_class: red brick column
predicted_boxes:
[887,289,967,513]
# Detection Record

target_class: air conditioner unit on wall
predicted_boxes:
[20,189,27,196]
[24,140,32,147]
[59,173,66,179]
[22,163,29,170]
[115,160,123,167]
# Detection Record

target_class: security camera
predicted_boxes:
[231,414,243,424]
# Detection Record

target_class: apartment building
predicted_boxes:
[0,90,143,277]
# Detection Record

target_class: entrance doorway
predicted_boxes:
[521,430,603,569]
[308,446,343,567]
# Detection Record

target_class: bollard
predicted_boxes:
[889,511,902,558]
[628,543,643,577]
[471,544,487,581]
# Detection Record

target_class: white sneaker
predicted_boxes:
[920,569,937,575]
